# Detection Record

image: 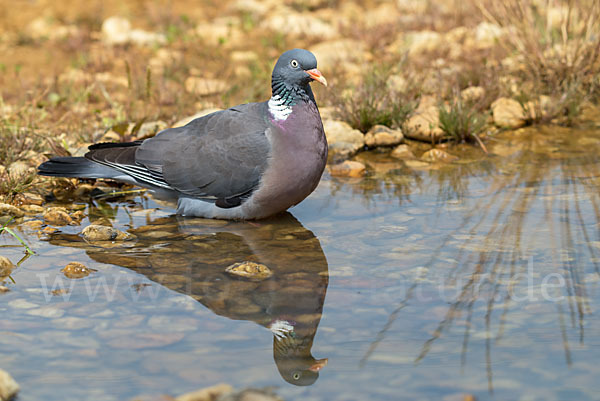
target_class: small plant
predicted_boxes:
[438,96,488,151]
[330,64,420,133]
[1,217,34,256]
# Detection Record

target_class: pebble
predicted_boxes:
[390,144,416,159]
[329,161,366,178]
[0,257,14,277]
[184,77,228,96]
[176,383,233,401]
[20,205,44,215]
[81,224,134,241]
[225,262,273,281]
[323,119,365,159]
[0,369,19,401]
[364,125,404,147]
[404,106,445,142]
[491,97,526,128]
[61,262,96,279]
[420,148,459,162]
[0,203,24,218]
[172,109,222,128]
[43,207,73,226]
[0,286,9,294]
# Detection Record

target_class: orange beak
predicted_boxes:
[307,358,328,372]
[305,69,328,87]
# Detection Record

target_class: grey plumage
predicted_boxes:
[38,48,328,219]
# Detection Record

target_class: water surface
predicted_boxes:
[2,126,600,401]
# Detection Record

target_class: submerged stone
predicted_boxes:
[43,207,73,226]
[329,161,366,178]
[61,262,96,279]
[82,224,134,241]
[0,256,14,277]
[225,261,273,281]
[0,369,19,401]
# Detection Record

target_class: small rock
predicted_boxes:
[404,106,445,142]
[134,120,168,140]
[0,256,14,277]
[0,203,24,218]
[20,205,44,215]
[100,130,122,143]
[185,77,228,96]
[195,19,243,46]
[406,30,442,55]
[460,86,485,103]
[261,13,338,40]
[390,144,416,159]
[18,192,43,206]
[421,148,459,162]
[309,39,366,72]
[474,22,504,48]
[101,16,131,45]
[172,109,222,128]
[226,262,273,281]
[61,262,96,279]
[20,220,44,230]
[128,29,166,46]
[219,388,284,401]
[0,286,9,294]
[0,369,19,401]
[323,120,365,158]
[43,207,73,226]
[176,383,233,401]
[7,161,31,180]
[40,226,59,235]
[364,125,404,147]
[101,16,165,46]
[329,161,366,178]
[81,224,134,241]
[491,97,526,128]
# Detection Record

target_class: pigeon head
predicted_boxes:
[271,49,327,103]
[272,331,328,386]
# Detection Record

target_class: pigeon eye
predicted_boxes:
[290,59,299,68]
[293,373,301,380]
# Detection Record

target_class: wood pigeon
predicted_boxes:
[38,49,328,219]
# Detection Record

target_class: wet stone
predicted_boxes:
[43,207,73,226]
[421,148,459,162]
[20,205,44,215]
[0,369,19,401]
[225,262,273,281]
[0,203,24,218]
[82,224,134,241]
[0,257,14,277]
[61,262,96,279]
[329,161,366,178]
[364,125,404,147]
[175,383,233,401]
[390,144,416,159]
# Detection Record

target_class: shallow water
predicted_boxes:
[2,125,600,401]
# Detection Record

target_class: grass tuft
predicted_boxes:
[329,64,420,133]
[438,94,488,151]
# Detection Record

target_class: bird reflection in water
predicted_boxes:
[50,212,328,386]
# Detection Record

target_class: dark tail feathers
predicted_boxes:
[38,157,120,179]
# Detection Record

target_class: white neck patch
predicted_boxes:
[268,95,293,121]
[269,319,294,339]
